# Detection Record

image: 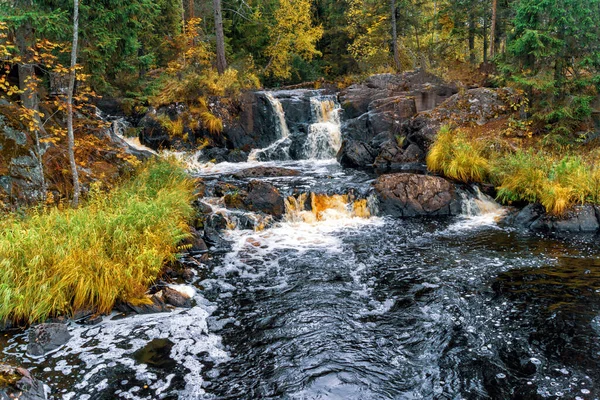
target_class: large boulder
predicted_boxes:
[138,111,172,150]
[27,323,71,357]
[223,180,285,218]
[0,113,45,206]
[336,140,377,169]
[374,173,462,217]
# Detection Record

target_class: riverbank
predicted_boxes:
[0,159,195,325]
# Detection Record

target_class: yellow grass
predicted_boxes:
[0,159,195,324]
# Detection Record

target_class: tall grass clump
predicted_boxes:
[493,151,596,215]
[0,159,195,324]
[426,125,490,183]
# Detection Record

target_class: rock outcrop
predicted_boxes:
[338,72,516,171]
[505,204,600,232]
[374,173,462,217]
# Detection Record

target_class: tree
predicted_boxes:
[501,0,600,135]
[213,0,227,74]
[391,0,401,71]
[67,0,81,206]
[490,0,497,58]
[264,0,323,80]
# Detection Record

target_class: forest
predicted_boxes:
[1,1,600,397]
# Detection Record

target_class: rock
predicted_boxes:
[336,140,376,168]
[126,294,169,314]
[232,166,300,179]
[213,181,242,197]
[226,149,248,163]
[198,147,229,164]
[374,173,461,217]
[138,112,171,150]
[244,180,285,218]
[374,141,425,170]
[205,213,229,231]
[509,204,600,232]
[162,287,192,308]
[194,200,213,215]
[0,364,47,400]
[27,323,71,357]
[0,114,46,205]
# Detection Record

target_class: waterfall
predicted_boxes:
[304,96,342,159]
[248,93,292,162]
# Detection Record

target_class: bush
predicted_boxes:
[0,159,195,324]
[426,125,490,183]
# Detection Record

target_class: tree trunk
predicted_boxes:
[67,0,81,207]
[490,0,497,58]
[213,0,227,74]
[187,0,194,20]
[391,0,401,72]
[14,0,47,200]
[483,17,488,64]
[468,11,476,64]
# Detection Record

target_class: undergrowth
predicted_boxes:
[427,125,600,216]
[0,159,195,324]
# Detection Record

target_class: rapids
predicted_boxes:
[1,91,599,400]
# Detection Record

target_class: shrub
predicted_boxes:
[427,125,490,183]
[0,159,195,324]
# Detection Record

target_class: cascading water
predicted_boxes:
[304,96,342,159]
[247,93,292,162]
[2,92,600,400]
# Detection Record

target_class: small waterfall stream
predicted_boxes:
[248,93,292,162]
[304,96,342,159]
[2,91,600,399]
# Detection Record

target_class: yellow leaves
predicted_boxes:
[264,0,323,79]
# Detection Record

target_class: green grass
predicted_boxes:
[0,159,195,324]
[427,126,600,216]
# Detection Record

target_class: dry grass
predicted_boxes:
[427,125,490,183]
[0,159,195,324]
[428,125,600,215]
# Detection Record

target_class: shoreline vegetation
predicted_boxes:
[0,159,194,324]
[427,125,600,216]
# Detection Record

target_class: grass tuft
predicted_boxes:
[427,125,489,183]
[0,159,195,324]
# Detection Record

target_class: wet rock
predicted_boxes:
[374,173,461,217]
[226,149,248,163]
[0,364,47,400]
[336,140,376,169]
[198,147,229,164]
[232,166,300,179]
[244,180,285,218]
[181,228,209,253]
[506,204,600,232]
[213,181,242,197]
[205,213,229,231]
[27,323,71,357]
[125,294,169,314]
[138,112,171,150]
[162,287,192,308]
[194,200,213,215]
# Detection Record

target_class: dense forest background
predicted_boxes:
[1,0,600,207]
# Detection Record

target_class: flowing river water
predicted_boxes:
[1,92,600,399]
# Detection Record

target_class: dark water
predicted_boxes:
[199,210,600,400]
[1,159,599,400]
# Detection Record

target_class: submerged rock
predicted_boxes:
[27,323,71,357]
[374,173,461,217]
[232,166,300,179]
